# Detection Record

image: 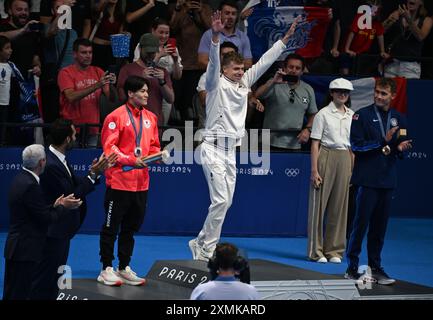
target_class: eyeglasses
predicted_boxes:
[289,89,295,103]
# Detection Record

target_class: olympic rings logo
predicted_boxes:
[285,168,300,177]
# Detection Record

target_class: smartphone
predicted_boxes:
[146,60,157,68]
[28,22,42,31]
[166,38,176,48]
[282,74,299,83]
[106,65,117,75]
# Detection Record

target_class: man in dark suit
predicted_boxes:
[3,144,82,300]
[30,119,116,300]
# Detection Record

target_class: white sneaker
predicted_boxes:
[196,250,212,262]
[97,267,123,286]
[117,266,146,286]
[317,257,328,263]
[329,257,342,264]
[188,239,200,260]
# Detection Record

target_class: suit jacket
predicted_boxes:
[4,170,67,262]
[40,148,96,239]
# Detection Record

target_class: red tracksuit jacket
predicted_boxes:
[101,103,160,191]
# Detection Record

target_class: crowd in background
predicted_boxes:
[0,0,432,148]
[0,0,421,299]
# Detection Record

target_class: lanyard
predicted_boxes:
[374,106,391,139]
[125,104,143,148]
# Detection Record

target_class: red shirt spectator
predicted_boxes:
[58,64,105,134]
[347,13,385,54]
[57,38,113,142]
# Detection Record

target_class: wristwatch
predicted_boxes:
[159,79,167,86]
[305,127,312,133]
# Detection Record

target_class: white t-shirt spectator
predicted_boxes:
[0,63,13,106]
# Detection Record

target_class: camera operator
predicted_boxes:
[190,243,259,300]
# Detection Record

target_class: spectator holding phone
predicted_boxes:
[307,78,354,264]
[117,33,174,126]
[151,18,183,81]
[134,18,183,125]
[58,38,115,147]
[0,0,43,146]
[255,53,317,151]
[382,0,432,79]
[0,0,41,80]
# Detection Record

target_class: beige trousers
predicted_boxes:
[307,146,352,261]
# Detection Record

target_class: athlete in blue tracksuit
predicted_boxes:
[345,78,412,285]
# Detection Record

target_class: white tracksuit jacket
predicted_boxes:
[194,37,287,256]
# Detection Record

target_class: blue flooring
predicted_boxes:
[1,217,433,298]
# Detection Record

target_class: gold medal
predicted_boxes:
[382,145,391,156]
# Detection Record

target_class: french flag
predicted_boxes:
[303,76,408,114]
[245,1,332,60]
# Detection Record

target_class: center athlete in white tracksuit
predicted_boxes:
[188,11,300,260]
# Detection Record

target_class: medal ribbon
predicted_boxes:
[374,105,391,140]
[125,104,143,150]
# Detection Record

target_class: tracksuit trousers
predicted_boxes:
[195,141,236,256]
[100,188,147,269]
[346,187,393,270]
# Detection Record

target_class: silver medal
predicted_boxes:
[134,147,142,157]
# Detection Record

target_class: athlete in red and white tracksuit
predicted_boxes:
[188,12,299,260]
[99,78,160,278]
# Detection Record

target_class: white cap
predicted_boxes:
[329,78,354,91]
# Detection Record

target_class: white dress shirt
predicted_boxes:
[49,145,72,177]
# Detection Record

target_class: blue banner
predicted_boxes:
[0,150,310,236]
[1,80,432,235]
